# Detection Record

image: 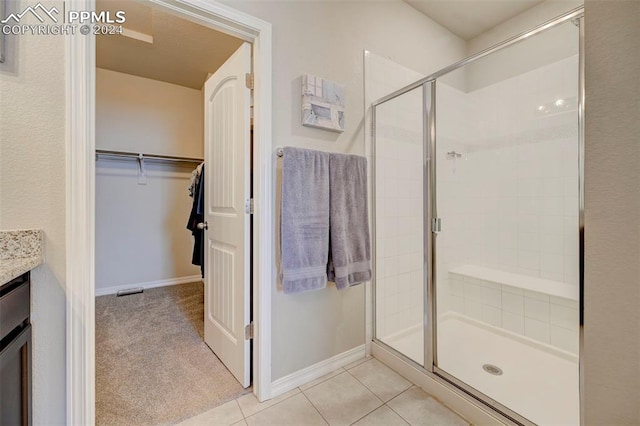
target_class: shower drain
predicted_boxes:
[482,364,503,376]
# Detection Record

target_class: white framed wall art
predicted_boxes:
[302,74,345,132]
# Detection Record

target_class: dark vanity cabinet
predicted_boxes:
[0,272,32,426]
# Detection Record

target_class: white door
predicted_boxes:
[203,42,252,388]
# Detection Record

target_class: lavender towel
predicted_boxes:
[327,153,372,289]
[280,147,330,294]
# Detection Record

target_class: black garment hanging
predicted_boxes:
[187,164,205,277]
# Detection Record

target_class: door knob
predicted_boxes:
[197,221,208,230]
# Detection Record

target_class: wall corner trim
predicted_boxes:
[66,0,96,423]
[270,345,366,398]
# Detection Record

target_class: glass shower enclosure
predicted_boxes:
[372,8,583,425]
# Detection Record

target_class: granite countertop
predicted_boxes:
[0,229,44,284]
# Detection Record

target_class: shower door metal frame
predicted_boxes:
[371,6,585,426]
[423,81,436,372]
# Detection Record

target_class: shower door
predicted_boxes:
[372,85,426,366]
[372,9,583,426]
[432,18,581,426]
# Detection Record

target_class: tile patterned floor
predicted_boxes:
[179,357,470,426]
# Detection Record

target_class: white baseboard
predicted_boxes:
[95,275,202,296]
[270,345,366,399]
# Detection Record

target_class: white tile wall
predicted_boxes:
[435,56,580,356]
[502,311,525,334]
[367,52,425,340]
[525,317,551,343]
[370,52,581,358]
[436,56,580,298]
[525,297,550,322]
[502,291,524,314]
[448,272,579,354]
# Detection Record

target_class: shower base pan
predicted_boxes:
[383,313,579,425]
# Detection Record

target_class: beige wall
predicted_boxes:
[465,0,582,91]
[0,2,67,422]
[468,0,583,54]
[95,69,202,292]
[584,1,640,423]
[222,0,466,380]
[96,68,204,157]
[95,161,202,292]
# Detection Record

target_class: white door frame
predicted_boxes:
[65,0,273,423]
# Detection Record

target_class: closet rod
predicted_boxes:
[96,149,203,164]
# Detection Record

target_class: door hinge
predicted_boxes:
[245,198,255,214]
[245,73,254,90]
[432,217,442,233]
[244,322,254,340]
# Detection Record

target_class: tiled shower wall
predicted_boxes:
[370,53,580,348]
[437,56,580,321]
[448,272,579,354]
[367,53,424,339]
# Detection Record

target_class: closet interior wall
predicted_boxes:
[95,68,203,295]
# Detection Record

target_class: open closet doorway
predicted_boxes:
[93,1,254,423]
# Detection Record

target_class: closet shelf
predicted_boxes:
[96,149,203,165]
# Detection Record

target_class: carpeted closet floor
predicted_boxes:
[96,282,249,425]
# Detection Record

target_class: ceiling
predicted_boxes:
[404,0,546,40]
[96,1,243,89]
[97,0,547,87]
